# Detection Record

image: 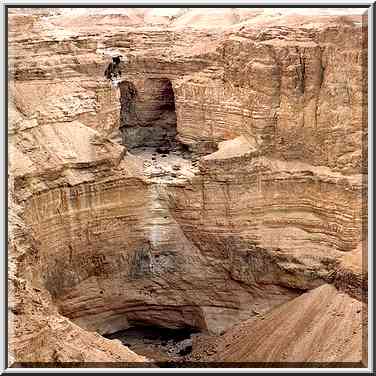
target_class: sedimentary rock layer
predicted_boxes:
[190,284,366,364]
[9,196,148,364]
[8,8,367,365]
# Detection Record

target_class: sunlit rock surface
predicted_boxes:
[8,7,367,366]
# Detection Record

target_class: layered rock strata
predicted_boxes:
[8,8,367,365]
[189,284,366,364]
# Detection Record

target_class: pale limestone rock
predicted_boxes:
[8,8,367,365]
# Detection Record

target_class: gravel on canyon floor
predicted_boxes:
[130,144,200,183]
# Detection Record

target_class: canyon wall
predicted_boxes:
[190,283,366,364]
[8,8,367,365]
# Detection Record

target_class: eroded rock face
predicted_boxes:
[8,8,367,365]
[8,194,148,364]
[190,284,366,364]
[120,78,177,149]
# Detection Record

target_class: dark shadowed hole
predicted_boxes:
[119,78,178,150]
[104,324,200,361]
[179,345,193,356]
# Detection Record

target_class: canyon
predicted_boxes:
[8,8,368,367]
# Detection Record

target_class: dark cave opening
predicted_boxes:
[119,78,178,150]
[118,78,202,180]
[104,324,200,361]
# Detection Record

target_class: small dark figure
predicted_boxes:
[113,56,121,65]
[104,56,122,81]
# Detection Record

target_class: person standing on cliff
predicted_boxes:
[104,55,122,87]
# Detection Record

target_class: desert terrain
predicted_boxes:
[8,7,368,368]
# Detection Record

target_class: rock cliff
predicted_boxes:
[8,8,367,366]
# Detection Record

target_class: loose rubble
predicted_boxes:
[130,141,200,183]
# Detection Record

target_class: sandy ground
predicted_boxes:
[129,144,200,183]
